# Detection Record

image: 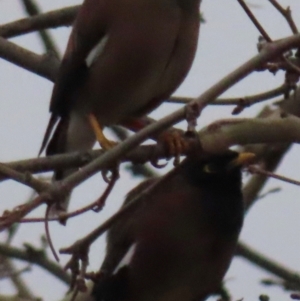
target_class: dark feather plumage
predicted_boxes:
[92,151,250,301]
[39,0,203,215]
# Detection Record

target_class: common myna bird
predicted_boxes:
[92,150,254,301]
[39,0,203,213]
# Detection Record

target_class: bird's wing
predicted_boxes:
[100,178,158,275]
[100,222,135,276]
[94,227,134,301]
[39,0,110,155]
[93,178,157,301]
[50,0,110,116]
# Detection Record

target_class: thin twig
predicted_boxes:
[168,84,288,108]
[20,0,60,57]
[0,194,49,230]
[0,243,70,284]
[44,205,59,262]
[243,143,290,211]
[1,258,36,300]
[282,56,300,75]
[237,0,272,42]
[256,187,281,201]
[268,0,298,34]
[248,165,300,186]
[237,242,300,288]
[92,168,119,212]
[0,163,50,192]
[23,168,119,224]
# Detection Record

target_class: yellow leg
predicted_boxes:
[88,114,116,150]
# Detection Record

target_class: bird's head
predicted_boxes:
[184,150,255,185]
[202,151,255,174]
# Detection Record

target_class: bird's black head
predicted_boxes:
[182,150,255,186]
[181,150,255,236]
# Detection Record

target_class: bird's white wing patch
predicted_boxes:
[113,243,137,274]
[86,35,109,67]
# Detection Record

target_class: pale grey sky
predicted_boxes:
[1,1,300,300]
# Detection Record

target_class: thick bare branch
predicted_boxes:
[0,36,58,81]
[0,6,79,38]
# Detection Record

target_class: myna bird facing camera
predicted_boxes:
[92,150,254,301]
[39,0,203,214]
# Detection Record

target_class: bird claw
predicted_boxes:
[159,130,189,165]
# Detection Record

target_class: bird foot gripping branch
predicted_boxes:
[159,129,198,166]
[158,100,203,165]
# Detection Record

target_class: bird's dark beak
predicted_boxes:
[228,152,256,169]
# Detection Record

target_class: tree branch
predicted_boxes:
[0,36,58,81]
[167,84,288,108]
[0,243,70,285]
[237,242,300,289]
[0,6,79,39]
[20,0,60,57]
[0,33,299,230]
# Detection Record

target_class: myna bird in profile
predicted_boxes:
[92,150,254,301]
[39,0,203,214]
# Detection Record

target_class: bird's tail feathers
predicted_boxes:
[38,114,59,156]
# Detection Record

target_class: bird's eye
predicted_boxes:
[203,163,220,174]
